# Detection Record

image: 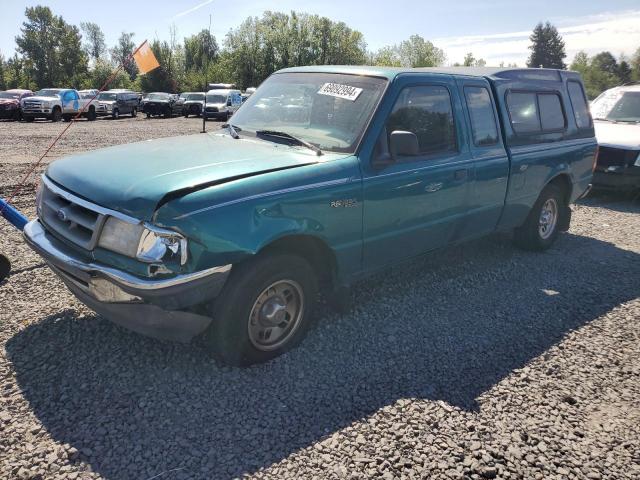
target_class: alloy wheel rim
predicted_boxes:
[538,198,558,240]
[248,279,304,351]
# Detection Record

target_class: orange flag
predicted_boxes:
[133,41,160,74]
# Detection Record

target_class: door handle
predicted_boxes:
[454,169,468,180]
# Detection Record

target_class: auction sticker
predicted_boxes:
[317,83,363,101]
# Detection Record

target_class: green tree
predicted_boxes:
[372,35,444,68]
[80,22,106,62]
[111,32,138,80]
[184,29,219,72]
[4,54,31,89]
[83,59,132,90]
[631,47,640,81]
[397,35,445,67]
[527,22,566,69]
[0,53,5,90]
[618,59,632,84]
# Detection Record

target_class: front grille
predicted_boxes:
[204,106,219,113]
[596,147,638,170]
[39,181,107,250]
[24,101,42,109]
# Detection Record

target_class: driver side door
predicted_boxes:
[362,77,473,271]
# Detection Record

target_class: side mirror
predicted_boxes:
[389,130,419,158]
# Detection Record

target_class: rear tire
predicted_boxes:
[513,184,565,251]
[131,107,137,118]
[205,253,318,366]
[87,107,96,121]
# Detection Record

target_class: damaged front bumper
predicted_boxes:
[23,219,231,342]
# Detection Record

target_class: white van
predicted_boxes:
[203,89,242,121]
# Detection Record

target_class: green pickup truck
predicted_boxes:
[24,66,596,365]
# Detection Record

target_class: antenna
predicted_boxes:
[202,13,212,134]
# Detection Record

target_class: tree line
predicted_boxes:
[1,6,639,100]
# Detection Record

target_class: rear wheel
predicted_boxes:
[131,107,137,118]
[514,184,565,251]
[146,112,151,119]
[205,253,318,366]
[87,107,96,121]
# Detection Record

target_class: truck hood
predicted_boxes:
[26,95,60,103]
[594,121,640,149]
[46,133,327,220]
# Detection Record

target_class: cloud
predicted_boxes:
[173,0,215,19]
[434,9,640,66]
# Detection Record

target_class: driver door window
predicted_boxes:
[386,85,457,157]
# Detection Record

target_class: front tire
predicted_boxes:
[112,109,120,120]
[51,107,62,122]
[513,184,565,251]
[87,107,96,121]
[131,107,137,118]
[206,253,318,366]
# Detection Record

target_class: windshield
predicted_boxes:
[186,93,205,101]
[98,92,117,101]
[0,92,19,99]
[591,90,640,123]
[35,89,62,97]
[80,92,96,99]
[230,72,387,153]
[146,93,169,101]
[206,94,226,104]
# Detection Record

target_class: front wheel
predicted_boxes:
[87,108,96,121]
[205,253,318,366]
[131,107,137,118]
[112,109,119,120]
[51,107,61,122]
[513,184,565,251]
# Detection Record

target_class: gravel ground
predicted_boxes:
[0,117,639,480]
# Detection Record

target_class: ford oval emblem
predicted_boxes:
[57,209,68,221]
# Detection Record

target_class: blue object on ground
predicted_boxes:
[0,197,29,231]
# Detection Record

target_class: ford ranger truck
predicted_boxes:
[23,67,596,366]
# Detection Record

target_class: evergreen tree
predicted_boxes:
[527,22,566,69]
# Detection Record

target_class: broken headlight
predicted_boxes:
[98,217,188,266]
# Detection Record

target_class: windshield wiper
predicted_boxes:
[256,130,322,156]
[221,123,241,139]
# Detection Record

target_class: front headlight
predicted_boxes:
[97,217,188,266]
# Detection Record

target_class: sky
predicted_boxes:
[1,0,639,66]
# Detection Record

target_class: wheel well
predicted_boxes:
[547,174,572,204]
[259,235,337,291]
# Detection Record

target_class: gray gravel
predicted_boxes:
[1,117,639,480]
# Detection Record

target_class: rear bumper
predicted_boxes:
[592,168,640,190]
[23,219,231,342]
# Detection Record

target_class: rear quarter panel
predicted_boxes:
[491,71,596,229]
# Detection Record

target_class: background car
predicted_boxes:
[590,84,640,192]
[203,88,242,120]
[181,92,206,117]
[0,89,33,121]
[142,92,184,118]
[96,90,140,119]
